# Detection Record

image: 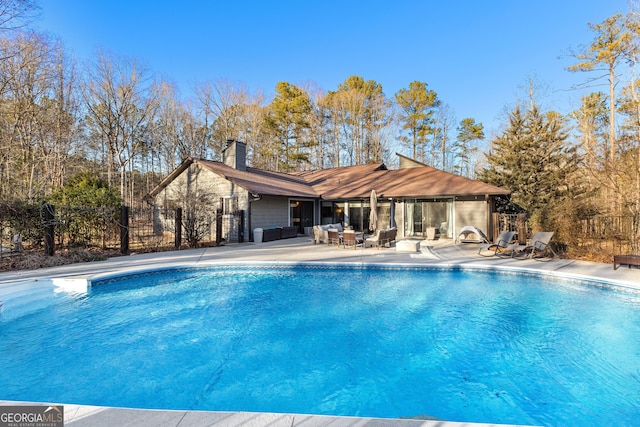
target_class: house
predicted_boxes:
[146,140,510,243]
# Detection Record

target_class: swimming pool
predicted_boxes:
[1,263,639,426]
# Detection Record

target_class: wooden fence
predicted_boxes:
[491,212,638,256]
[491,213,528,244]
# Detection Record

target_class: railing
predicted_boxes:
[575,215,638,255]
[492,213,528,244]
[491,212,638,258]
[0,203,245,257]
[2,202,634,259]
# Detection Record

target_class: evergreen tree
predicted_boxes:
[479,104,579,230]
[264,82,312,171]
[567,12,634,163]
[394,81,440,160]
[455,117,484,177]
[48,171,122,246]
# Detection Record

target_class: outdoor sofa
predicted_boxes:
[364,227,397,248]
[262,226,299,242]
[313,223,345,244]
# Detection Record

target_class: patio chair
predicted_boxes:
[477,231,515,257]
[327,229,341,246]
[385,228,397,247]
[365,229,386,249]
[506,232,556,259]
[342,230,362,249]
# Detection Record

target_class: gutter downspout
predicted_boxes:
[452,196,457,244]
[248,193,262,241]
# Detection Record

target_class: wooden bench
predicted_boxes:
[613,254,640,270]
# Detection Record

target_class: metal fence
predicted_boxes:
[577,215,636,240]
[128,206,178,250]
[0,203,635,258]
[0,204,246,256]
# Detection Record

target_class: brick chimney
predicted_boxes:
[222,140,246,171]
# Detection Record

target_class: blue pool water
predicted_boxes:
[1,264,639,426]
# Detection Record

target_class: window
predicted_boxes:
[223,197,238,214]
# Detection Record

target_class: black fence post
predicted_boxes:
[175,207,182,249]
[43,203,55,256]
[216,208,223,246]
[237,209,245,243]
[120,205,130,255]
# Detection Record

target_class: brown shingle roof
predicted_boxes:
[293,162,509,199]
[292,163,388,198]
[374,167,509,198]
[147,157,509,201]
[196,159,319,198]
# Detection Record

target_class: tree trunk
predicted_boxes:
[609,64,616,163]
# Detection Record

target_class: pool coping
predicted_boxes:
[2,236,638,426]
[88,260,640,295]
[0,400,533,426]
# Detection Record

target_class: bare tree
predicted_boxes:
[432,103,456,170]
[147,81,206,175]
[302,85,330,169]
[83,49,159,203]
[195,79,255,159]
[0,0,38,35]
[0,31,78,200]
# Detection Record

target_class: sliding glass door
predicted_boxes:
[405,199,453,238]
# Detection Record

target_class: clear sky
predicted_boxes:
[36,0,632,139]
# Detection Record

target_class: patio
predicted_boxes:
[2,236,637,289]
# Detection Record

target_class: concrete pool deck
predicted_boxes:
[1,236,639,426]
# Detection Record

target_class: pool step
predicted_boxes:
[0,278,88,321]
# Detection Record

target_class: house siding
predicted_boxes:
[250,195,290,235]
[454,199,488,235]
[153,163,250,242]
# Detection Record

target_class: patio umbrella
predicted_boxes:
[369,189,378,232]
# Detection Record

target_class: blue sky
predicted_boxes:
[37,1,631,139]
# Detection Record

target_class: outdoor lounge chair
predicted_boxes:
[456,225,489,243]
[506,232,556,259]
[477,231,515,257]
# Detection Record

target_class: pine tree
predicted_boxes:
[394,81,440,161]
[567,12,634,163]
[455,117,484,177]
[264,82,312,171]
[479,104,579,229]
